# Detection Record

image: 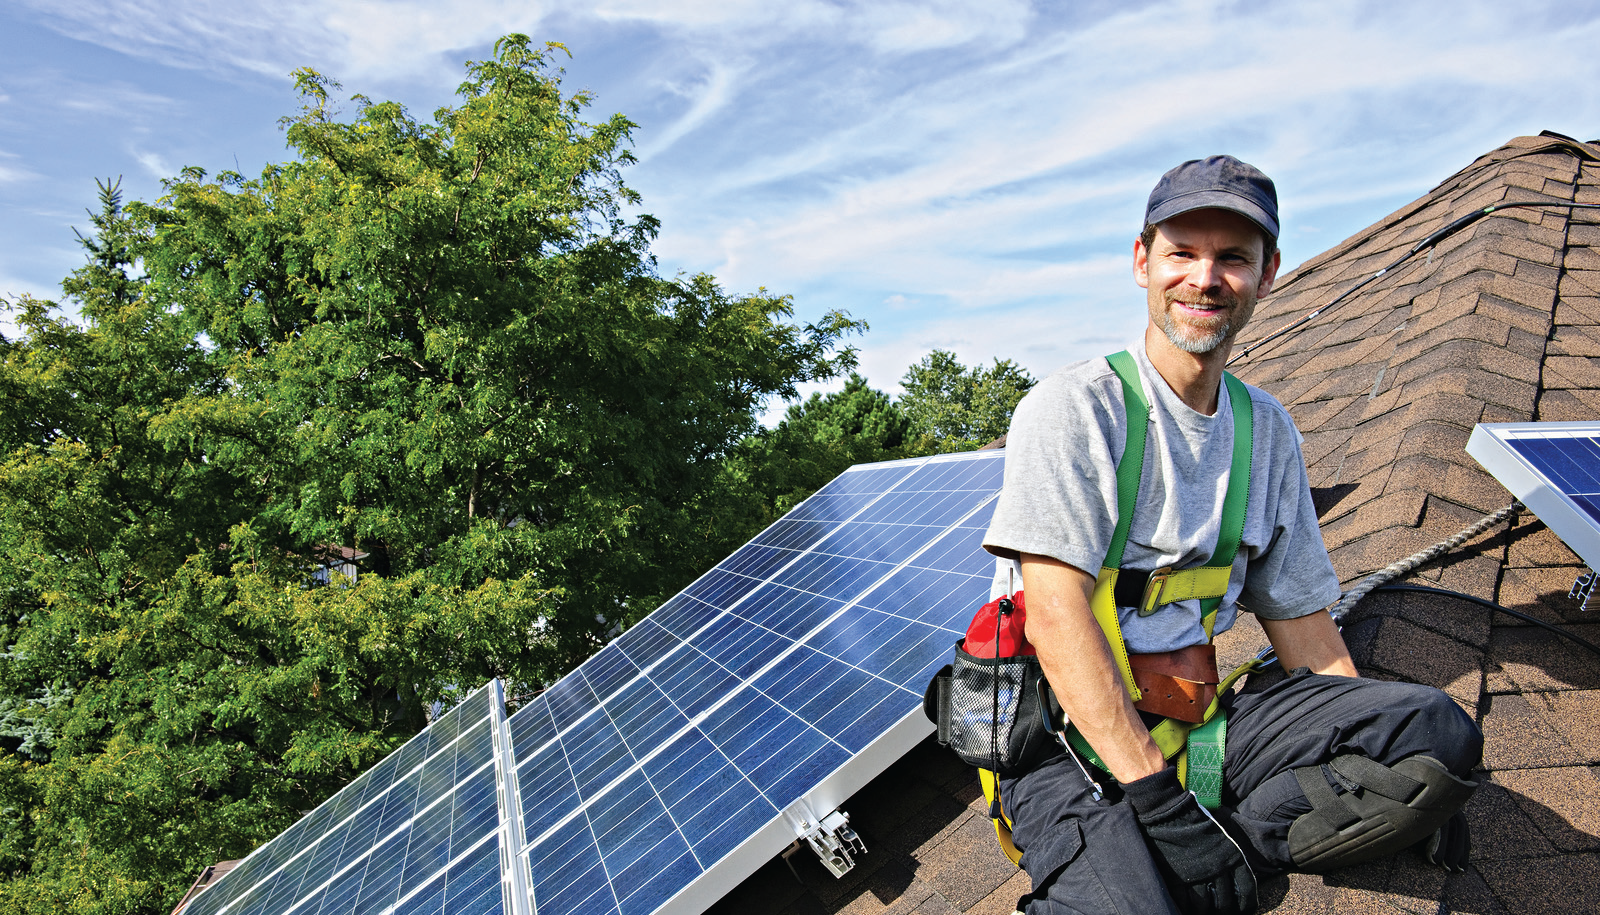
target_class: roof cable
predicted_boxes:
[1320,500,1600,659]
[1230,200,1600,368]
[1329,500,1522,622]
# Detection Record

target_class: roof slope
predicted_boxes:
[1224,131,1600,914]
[708,135,1600,915]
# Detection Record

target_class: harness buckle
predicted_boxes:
[1139,566,1173,616]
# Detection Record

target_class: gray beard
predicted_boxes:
[1161,313,1231,354]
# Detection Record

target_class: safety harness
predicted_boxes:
[979,350,1264,864]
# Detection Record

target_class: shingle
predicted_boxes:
[1535,690,1600,761]
[1477,853,1600,915]
[1487,622,1600,693]
[1396,365,1537,414]
[1547,325,1600,356]
[1364,617,1484,706]
[1471,290,1557,337]
[1492,766,1600,851]
[1480,692,1585,769]
[1497,565,1593,623]
[1543,355,1600,390]
[1465,775,1559,860]
[910,816,1018,913]
[1553,294,1600,325]
[1538,387,1600,421]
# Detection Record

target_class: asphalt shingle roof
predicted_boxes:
[711,133,1600,915]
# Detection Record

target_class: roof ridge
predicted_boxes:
[1271,133,1599,299]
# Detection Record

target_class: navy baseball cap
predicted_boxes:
[1144,155,1279,241]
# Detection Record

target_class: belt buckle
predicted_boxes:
[1139,566,1171,617]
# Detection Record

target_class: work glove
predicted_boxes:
[1122,767,1258,915]
[1418,809,1470,872]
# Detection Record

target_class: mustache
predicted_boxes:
[1165,291,1241,309]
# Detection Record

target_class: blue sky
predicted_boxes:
[4,0,1599,408]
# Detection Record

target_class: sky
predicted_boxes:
[3,0,1600,411]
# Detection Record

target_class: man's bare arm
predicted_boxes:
[1020,554,1167,783]
[1259,610,1357,677]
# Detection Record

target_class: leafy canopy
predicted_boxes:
[0,36,859,915]
[899,349,1036,452]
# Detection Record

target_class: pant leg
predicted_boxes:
[1216,672,1482,873]
[999,753,1181,915]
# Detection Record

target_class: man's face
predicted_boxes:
[1134,209,1280,357]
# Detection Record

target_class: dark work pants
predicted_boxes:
[997,673,1483,915]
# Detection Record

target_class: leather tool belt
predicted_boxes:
[1130,643,1219,723]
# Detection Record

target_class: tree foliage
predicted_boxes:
[0,37,858,914]
[899,349,1036,452]
[730,373,911,520]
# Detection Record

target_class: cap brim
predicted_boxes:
[1146,189,1278,241]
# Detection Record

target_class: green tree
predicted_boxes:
[899,349,1036,452]
[0,36,859,914]
[732,372,911,518]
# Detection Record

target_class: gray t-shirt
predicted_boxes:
[982,340,1341,654]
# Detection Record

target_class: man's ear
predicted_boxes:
[1134,236,1151,289]
[1257,248,1282,297]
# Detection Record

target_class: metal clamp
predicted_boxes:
[1139,566,1173,616]
[786,803,866,878]
[1570,570,1597,611]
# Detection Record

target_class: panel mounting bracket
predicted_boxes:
[1570,569,1597,611]
[783,800,866,878]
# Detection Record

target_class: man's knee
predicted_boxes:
[1403,684,1482,776]
[1285,752,1478,873]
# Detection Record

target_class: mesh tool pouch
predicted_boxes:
[924,592,1058,777]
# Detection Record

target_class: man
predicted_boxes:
[981,156,1482,915]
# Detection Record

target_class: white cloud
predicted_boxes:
[132,149,174,180]
[0,151,37,184]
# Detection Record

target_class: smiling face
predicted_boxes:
[1134,208,1280,359]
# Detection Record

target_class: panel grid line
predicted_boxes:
[187,693,498,915]
[243,756,495,915]
[511,457,935,770]
[520,486,1001,854]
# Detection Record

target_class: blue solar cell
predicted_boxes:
[509,696,555,765]
[529,830,611,913]
[1578,494,1600,525]
[543,674,601,733]
[443,840,502,913]
[688,614,789,680]
[676,774,768,853]
[617,848,701,915]
[581,641,643,701]
[608,617,682,674]
[1509,437,1600,493]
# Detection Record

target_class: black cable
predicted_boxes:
[1371,583,1600,658]
[1230,200,1600,367]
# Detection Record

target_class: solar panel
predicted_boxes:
[181,450,1008,915]
[1467,421,1600,569]
[508,449,1004,915]
[180,682,512,915]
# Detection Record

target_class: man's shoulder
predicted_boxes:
[1233,377,1300,430]
[1007,354,1127,446]
[1027,354,1123,404]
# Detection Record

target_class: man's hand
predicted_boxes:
[1020,555,1167,782]
[1123,768,1258,915]
[1419,809,1470,872]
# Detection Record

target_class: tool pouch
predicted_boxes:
[924,593,1058,777]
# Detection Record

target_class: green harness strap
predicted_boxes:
[1076,350,1254,808]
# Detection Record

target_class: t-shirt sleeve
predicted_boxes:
[982,365,1125,576]
[1239,396,1343,619]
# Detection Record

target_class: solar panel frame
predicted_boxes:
[181,450,1009,915]
[178,683,511,915]
[506,450,1005,915]
[1468,421,1600,570]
